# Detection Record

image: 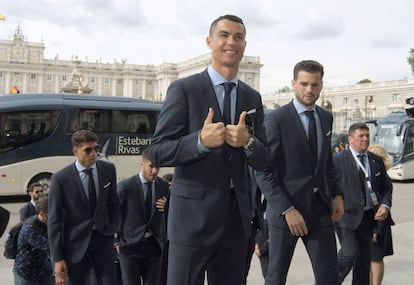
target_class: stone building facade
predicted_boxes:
[262,78,414,133]
[2,26,414,133]
[0,26,262,101]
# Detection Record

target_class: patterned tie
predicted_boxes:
[305,110,318,165]
[84,168,97,213]
[144,182,152,221]
[221,82,235,125]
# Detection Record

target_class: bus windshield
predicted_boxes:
[375,123,402,157]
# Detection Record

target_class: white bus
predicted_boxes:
[372,108,414,180]
[0,93,165,196]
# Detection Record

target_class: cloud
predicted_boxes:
[296,8,345,41]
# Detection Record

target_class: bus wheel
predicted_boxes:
[29,173,52,194]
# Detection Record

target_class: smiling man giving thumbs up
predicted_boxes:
[149,15,269,285]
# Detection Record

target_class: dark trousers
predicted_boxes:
[67,231,117,285]
[167,194,248,285]
[337,210,375,285]
[118,236,162,285]
[266,193,339,285]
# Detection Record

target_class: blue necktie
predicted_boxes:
[144,182,152,221]
[305,110,317,165]
[84,168,97,213]
[221,82,235,125]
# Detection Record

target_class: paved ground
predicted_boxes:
[1,181,413,284]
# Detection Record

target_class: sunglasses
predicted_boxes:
[83,145,101,155]
[34,190,43,194]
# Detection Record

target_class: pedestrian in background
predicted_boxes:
[334,123,392,284]
[0,205,10,238]
[368,144,395,285]
[13,195,54,285]
[116,148,168,285]
[48,130,120,285]
[19,182,43,222]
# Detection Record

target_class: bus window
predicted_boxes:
[0,111,60,152]
[112,110,157,134]
[403,125,414,156]
[69,109,110,133]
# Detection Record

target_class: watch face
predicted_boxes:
[245,137,255,151]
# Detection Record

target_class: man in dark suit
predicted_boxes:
[116,148,169,285]
[334,123,392,284]
[0,205,10,238]
[149,14,269,285]
[255,60,344,285]
[19,182,43,221]
[48,130,120,285]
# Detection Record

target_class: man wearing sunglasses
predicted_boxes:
[19,182,43,222]
[48,130,120,285]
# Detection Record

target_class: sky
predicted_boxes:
[1,0,413,94]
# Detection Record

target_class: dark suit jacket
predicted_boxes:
[150,70,269,247]
[255,101,342,227]
[48,160,120,264]
[19,202,36,222]
[334,149,392,230]
[117,175,169,249]
[0,206,10,238]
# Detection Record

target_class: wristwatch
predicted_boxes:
[244,136,255,151]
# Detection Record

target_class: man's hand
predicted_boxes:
[254,243,261,257]
[200,108,226,148]
[331,195,344,222]
[285,208,308,236]
[54,260,69,285]
[374,206,389,221]
[156,197,167,212]
[225,111,250,148]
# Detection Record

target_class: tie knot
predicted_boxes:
[221,82,235,96]
[83,168,93,175]
[305,110,315,117]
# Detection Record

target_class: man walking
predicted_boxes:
[48,130,120,285]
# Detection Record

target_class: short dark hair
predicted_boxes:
[71,130,98,147]
[209,14,245,36]
[348,122,370,136]
[162,173,173,183]
[27,182,42,193]
[293,60,324,80]
[35,195,48,214]
[142,147,151,161]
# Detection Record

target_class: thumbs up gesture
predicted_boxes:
[200,108,226,148]
[225,111,251,148]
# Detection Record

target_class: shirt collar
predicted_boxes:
[349,146,367,157]
[139,172,154,185]
[293,98,316,114]
[207,65,238,87]
[75,161,96,172]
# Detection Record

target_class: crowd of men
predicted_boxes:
[4,13,393,285]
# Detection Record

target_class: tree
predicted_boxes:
[277,86,290,92]
[408,48,414,74]
[357,79,372,84]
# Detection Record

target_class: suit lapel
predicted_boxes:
[70,163,90,205]
[287,102,315,163]
[200,70,223,123]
